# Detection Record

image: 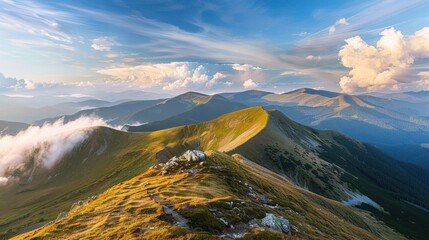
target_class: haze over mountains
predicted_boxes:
[2,88,429,239]
[0,90,170,123]
[3,88,429,170]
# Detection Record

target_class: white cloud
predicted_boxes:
[232,63,262,72]
[243,79,258,89]
[329,18,349,34]
[97,62,228,91]
[91,37,118,51]
[207,72,227,87]
[339,27,429,93]
[280,71,306,76]
[0,1,78,49]
[305,55,321,61]
[294,31,309,37]
[0,73,35,90]
[56,93,92,98]
[4,94,33,98]
[0,116,107,185]
[329,26,336,34]
[336,18,348,25]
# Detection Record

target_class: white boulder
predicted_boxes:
[261,213,290,233]
[182,150,206,162]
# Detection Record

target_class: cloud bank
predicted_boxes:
[0,116,107,185]
[97,62,234,91]
[339,27,429,93]
[0,73,35,90]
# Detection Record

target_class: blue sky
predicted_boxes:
[1,0,429,94]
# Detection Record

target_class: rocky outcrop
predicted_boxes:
[261,213,291,233]
[55,212,67,221]
[152,150,207,175]
[182,150,206,162]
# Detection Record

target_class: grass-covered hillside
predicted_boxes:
[12,151,403,240]
[0,107,267,238]
[2,106,428,239]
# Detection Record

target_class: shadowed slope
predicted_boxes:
[124,94,247,132]
[2,107,428,239]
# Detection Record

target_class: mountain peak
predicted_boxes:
[286,88,341,98]
[175,91,208,98]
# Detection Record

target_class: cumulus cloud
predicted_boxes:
[97,62,229,90]
[329,18,349,34]
[338,27,429,93]
[0,116,107,185]
[207,72,227,87]
[0,73,35,90]
[243,79,258,89]
[91,37,118,51]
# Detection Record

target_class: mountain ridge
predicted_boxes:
[2,106,429,239]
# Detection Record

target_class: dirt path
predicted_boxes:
[148,192,189,230]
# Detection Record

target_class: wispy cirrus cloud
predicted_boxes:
[63,4,290,70]
[0,0,80,49]
[2,0,429,93]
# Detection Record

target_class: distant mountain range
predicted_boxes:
[0,90,170,123]
[3,107,429,239]
[22,88,429,170]
[0,120,28,135]
[38,92,245,128]
[124,93,246,132]
[219,89,429,169]
[220,88,429,145]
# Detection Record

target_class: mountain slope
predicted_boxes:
[220,90,273,104]
[223,88,429,145]
[36,92,224,127]
[125,94,247,132]
[0,107,268,238]
[35,99,163,126]
[359,95,429,117]
[12,151,403,240]
[232,109,429,239]
[125,91,212,125]
[2,107,428,239]
[0,120,28,135]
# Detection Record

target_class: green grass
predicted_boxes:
[2,106,426,239]
[12,151,400,240]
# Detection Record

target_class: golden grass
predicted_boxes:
[13,151,404,240]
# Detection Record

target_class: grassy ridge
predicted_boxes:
[12,152,402,240]
[2,106,427,239]
[234,109,429,239]
[0,107,268,237]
